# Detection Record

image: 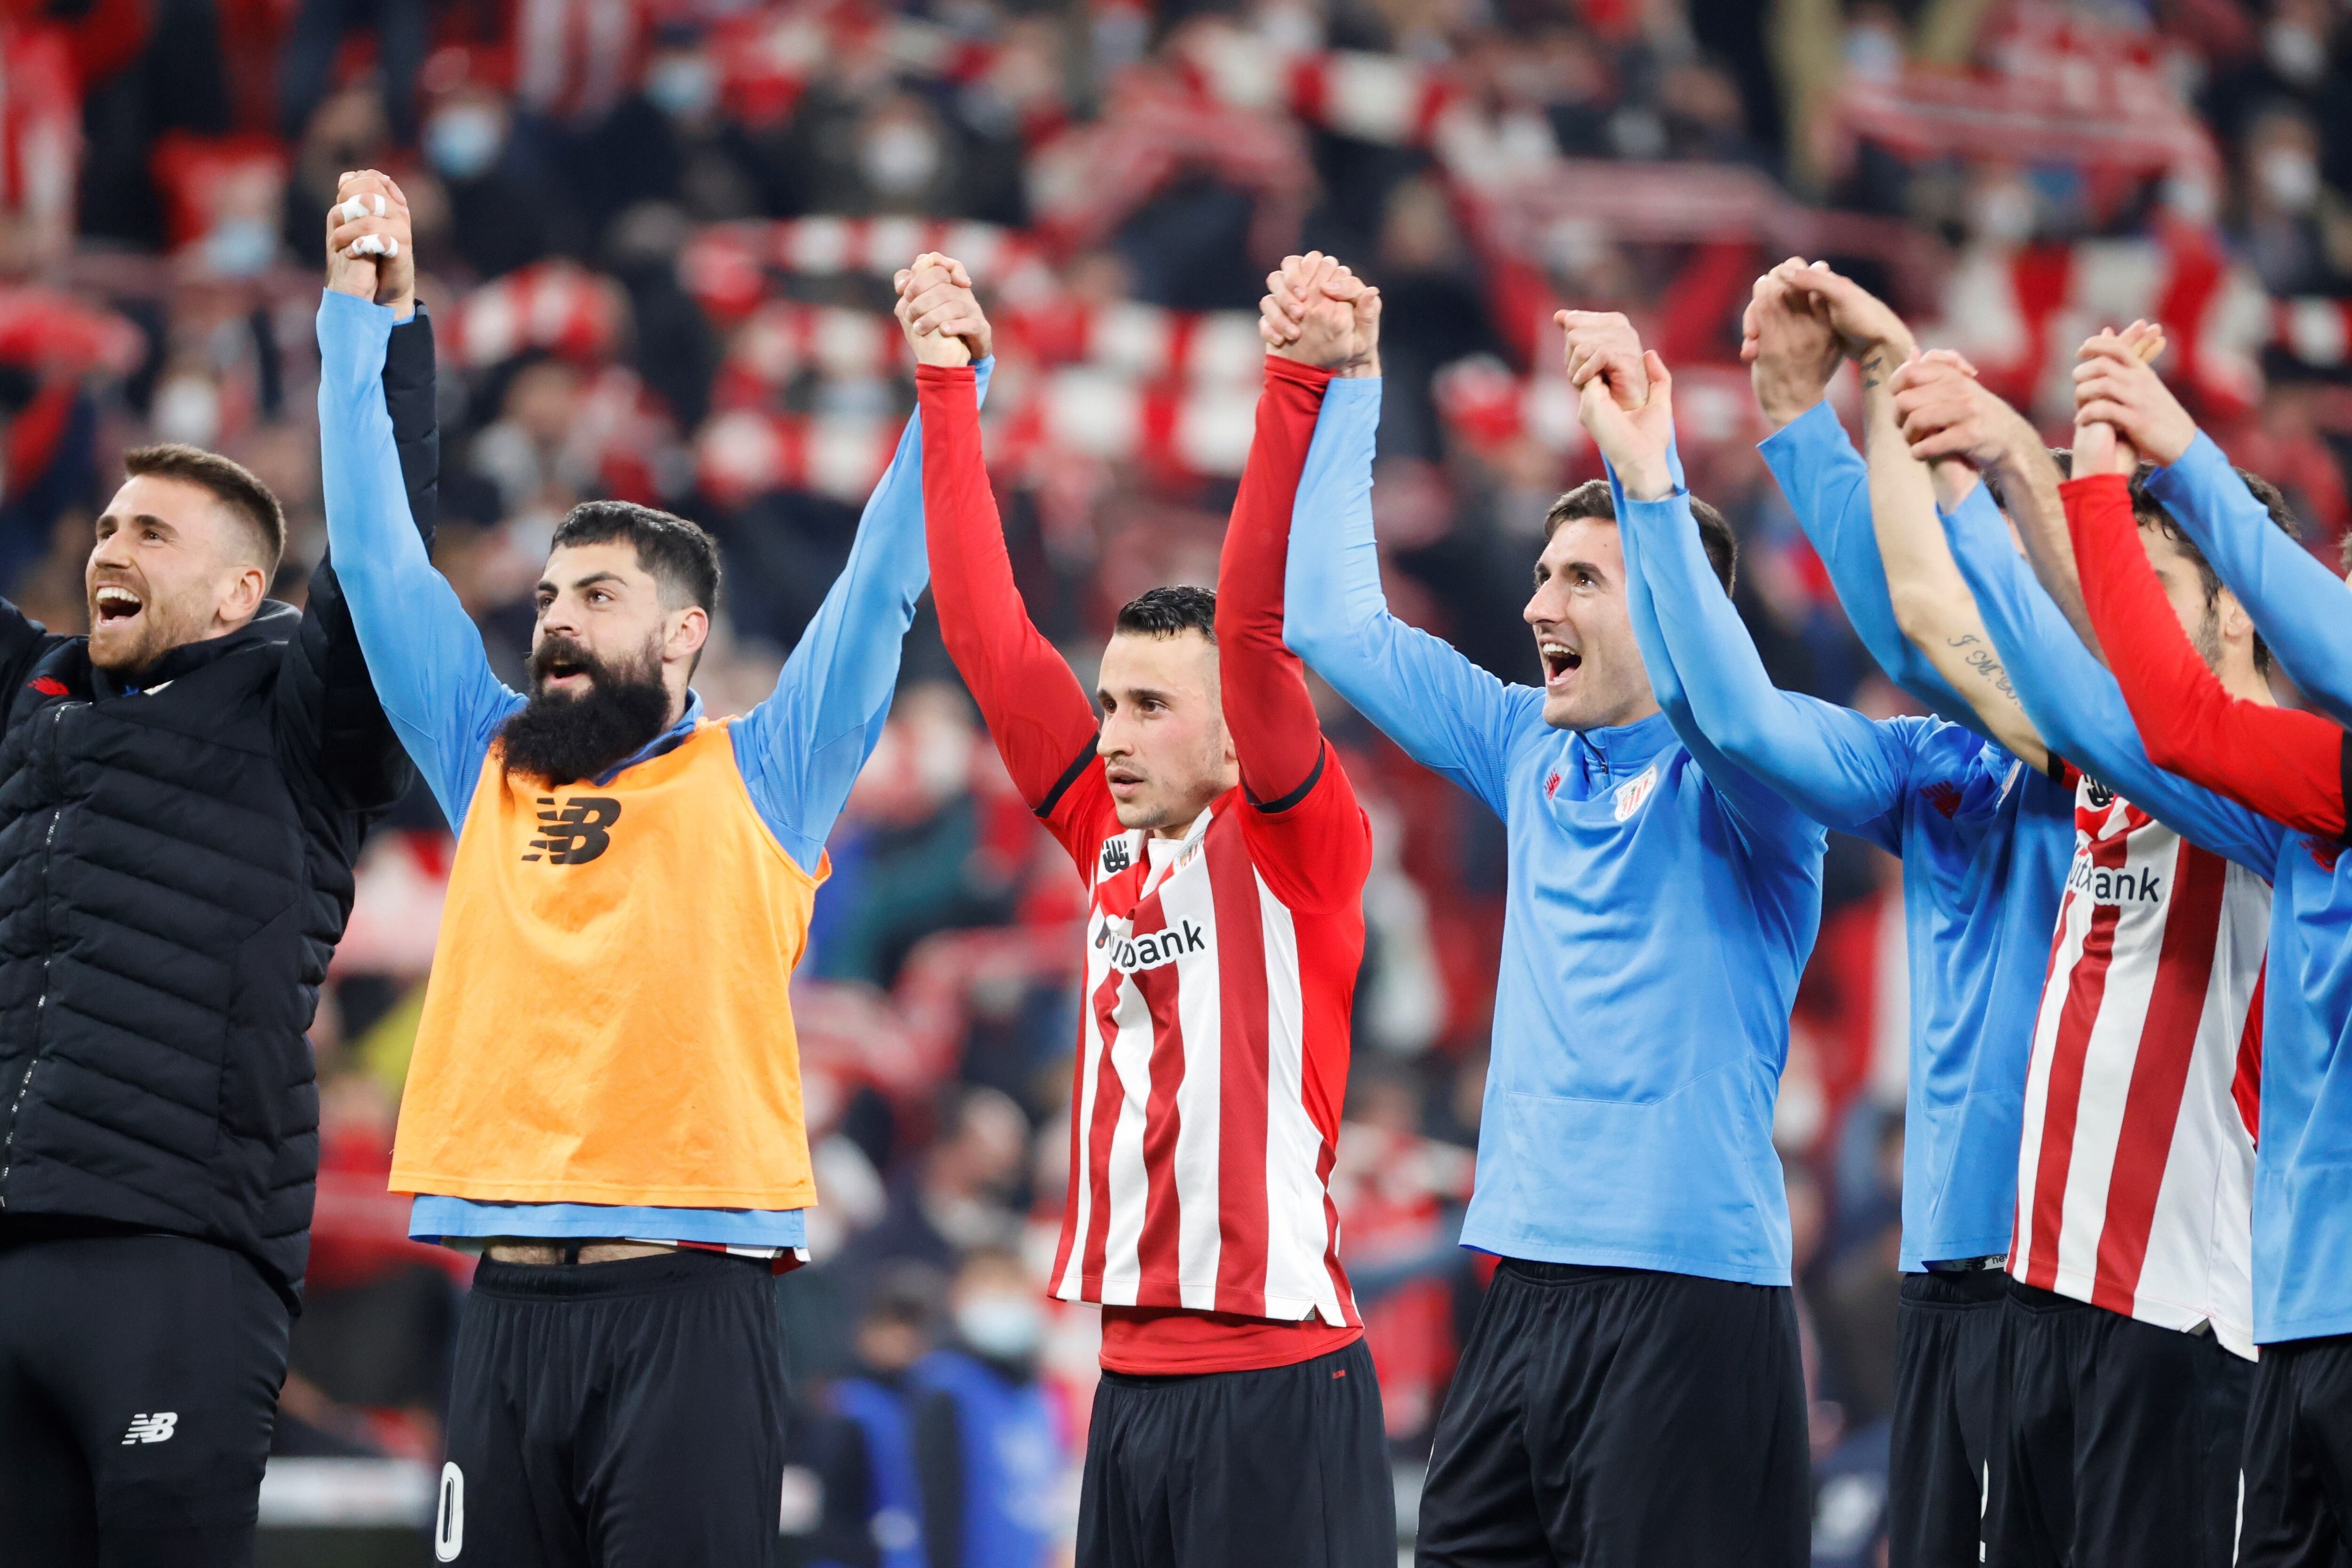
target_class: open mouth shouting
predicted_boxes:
[1104,764,1148,802]
[93,584,144,627]
[1539,637,1582,689]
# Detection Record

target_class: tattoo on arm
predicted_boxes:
[1947,633,2021,704]
[1860,353,1885,392]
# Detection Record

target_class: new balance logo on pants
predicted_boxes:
[120,1412,176,1445]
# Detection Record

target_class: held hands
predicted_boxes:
[1889,350,2034,472]
[894,252,991,368]
[1767,258,1915,366]
[1562,313,1675,501]
[1741,261,1843,429]
[324,170,416,319]
[1259,251,1381,376]
[2072,320,2187,475]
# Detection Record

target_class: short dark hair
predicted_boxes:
[550,501,722,614]
[1114,584,1217,643]
[1543,478,1737,595]
[2129,462,2301,676]
[122,443,285,573]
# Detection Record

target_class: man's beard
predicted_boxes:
[498,634,672,786]
[2190,601,2225,674]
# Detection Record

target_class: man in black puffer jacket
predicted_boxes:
[0,175,438,1568]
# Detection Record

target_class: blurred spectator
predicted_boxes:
[818,1264,947,1568]
[908,1248,1072,1568]
[852,1087,1031,1276]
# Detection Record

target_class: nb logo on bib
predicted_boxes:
[524,796,620,864]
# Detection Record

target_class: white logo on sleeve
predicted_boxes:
[121,1412,177,1445]
[1612,764,1659,823]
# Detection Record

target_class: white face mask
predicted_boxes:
[645,55,718,120]
[203,215,279,278]
[955,1294,1045,1361]
[2265,19,2329,88]
[152,375,222,449]
[858,118,943,196]
[427,104,506,182]
[2257,144,2322,214]
[1967,179,2037,247]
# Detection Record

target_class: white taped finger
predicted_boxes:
[340,198,367,222]
[382,238,399,258]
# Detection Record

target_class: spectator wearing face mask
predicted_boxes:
[821,1266,946,1568]
[909,1249,1069,1568]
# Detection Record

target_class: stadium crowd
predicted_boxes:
[8,0,2352,1559]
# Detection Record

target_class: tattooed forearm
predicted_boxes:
[1947,634,2020,702]
[1861,353,1886,391]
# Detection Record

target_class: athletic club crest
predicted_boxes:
[1612,764,1659,823]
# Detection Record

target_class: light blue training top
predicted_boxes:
[1283,376,1821,1286]
[1647,401,2076,1270]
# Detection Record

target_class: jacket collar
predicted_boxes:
[91,602,302,700]
[1571,708,1676,788]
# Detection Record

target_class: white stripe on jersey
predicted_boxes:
[1163,860,1225,1310]
[2010,779,2267,1358]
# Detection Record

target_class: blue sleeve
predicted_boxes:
[2146,430,2352,727]
[1608,453,1901,846]
[731,359,994,874]
[316,291,520,824]
[1940,486,2285,874]
[1283,376,1537,819]
[1756,401,1979,730]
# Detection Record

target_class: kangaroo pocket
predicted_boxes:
[1493,1066,1789,1275]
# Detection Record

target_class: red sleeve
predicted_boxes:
[1215,355,1372,907]
[916,365,1114,865]
[2064,473,2349,842]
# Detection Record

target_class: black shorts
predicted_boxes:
[2238,1331,2352,1568]
[1414,1259,1809,1568]
[0,1230,290,1568]
[1077,1338,1392,1568]
[1889,1268,2009,1568]
[1990,1281,2253,1568]
[440,1248,789,1568]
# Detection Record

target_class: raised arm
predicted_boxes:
[2078,337,2352,725]
[1745,264,1972,726]
[2066,469,2348,843]
[1282,353,1532,821]
[316,242,519,825]
[1566,325,1836,844]
[1939,480,2285,871]
[913,347,1110,860]
[1774,263,2052,771]
[731,253,995,875]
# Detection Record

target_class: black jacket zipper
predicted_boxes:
[0,703,76,1206]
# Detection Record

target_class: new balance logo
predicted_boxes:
[1101,838,1133,875]
[121,1412,177,1445]
[1098,918,1207,973]
[2310,837,2344,874]
[2066,857,2163,905]
[1923,781,1964,819]
[523,796,620,864]
[2084,779,2117,809]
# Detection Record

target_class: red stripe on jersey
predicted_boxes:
[1076,958,1129,1298]
[1132,907,1191,1310]
[2089,838,2225,1314]
[2233,966,2265,1142]
[1207,818,1272,1320]
[2025,834,2132,1290]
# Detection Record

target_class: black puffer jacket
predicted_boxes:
[0,309,438,1310]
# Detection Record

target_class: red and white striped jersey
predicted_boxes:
[1047,788,1365,1329]
[2010,775,2269,1357]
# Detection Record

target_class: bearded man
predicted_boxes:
[318,187,962,1565]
